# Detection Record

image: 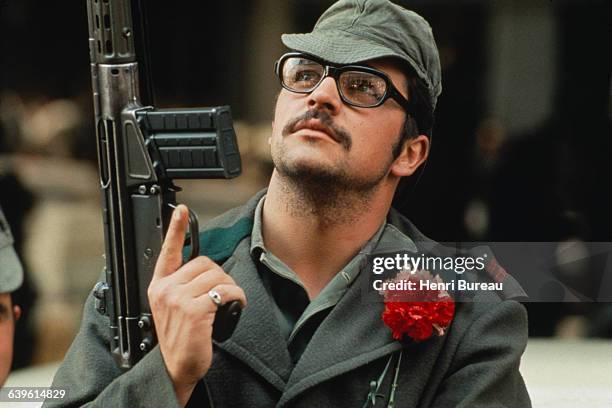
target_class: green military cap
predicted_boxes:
[0,206,23,293]
[281,0,442,110]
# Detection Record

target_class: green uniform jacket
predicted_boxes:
[45,191,531,407]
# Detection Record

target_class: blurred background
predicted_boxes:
[1,0,611,405]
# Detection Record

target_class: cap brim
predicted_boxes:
[0,246,23,293]
[282,31,403,66]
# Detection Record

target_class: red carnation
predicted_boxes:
[380,271,455,342]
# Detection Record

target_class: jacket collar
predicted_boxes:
[215,239,294,390]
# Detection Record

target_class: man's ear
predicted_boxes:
[390,134,430,177]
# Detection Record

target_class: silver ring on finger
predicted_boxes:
[208,289,222,306]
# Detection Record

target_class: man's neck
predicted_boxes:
[261,171,393,299]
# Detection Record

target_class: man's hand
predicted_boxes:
[148,205,247,407]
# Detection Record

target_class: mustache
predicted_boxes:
[282,109,352,151]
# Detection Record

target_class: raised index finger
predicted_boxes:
[153,204,189,280]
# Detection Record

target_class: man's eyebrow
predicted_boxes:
[0,302,8,317]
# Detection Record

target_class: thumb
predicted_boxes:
[153,204,189,280]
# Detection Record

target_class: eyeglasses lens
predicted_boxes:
[282,58,324,92]
[281,56,387,107]
[338,71,387,107]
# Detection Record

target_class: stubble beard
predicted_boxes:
[271,136,393,227]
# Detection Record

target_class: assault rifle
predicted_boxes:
[86,0,242,369]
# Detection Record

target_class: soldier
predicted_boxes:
[0,206,23,386]
[48,0,531,406]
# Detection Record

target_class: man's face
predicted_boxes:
[0,293,16,386]
[270,58,409,191]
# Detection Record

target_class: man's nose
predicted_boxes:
[307,76,342,114]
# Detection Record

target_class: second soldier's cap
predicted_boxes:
[0,206,23,293]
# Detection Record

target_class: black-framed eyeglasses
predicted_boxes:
[274,52,414,113]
